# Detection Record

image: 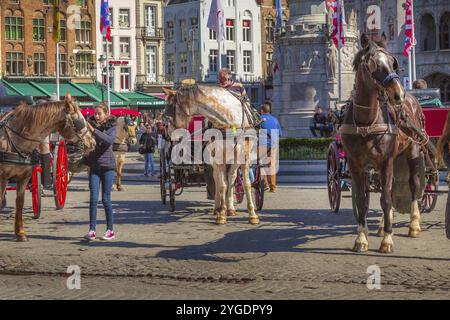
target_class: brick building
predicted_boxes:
[0,0,97,85]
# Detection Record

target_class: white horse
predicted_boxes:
[163,84,259,225]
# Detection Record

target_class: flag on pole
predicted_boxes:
[52,0,61,42]
[325,0,334,12]
[207,0,224,41]
[330,0,345,48]
[275,0,283,28]
[404,0,414,57]
[100,0,112,42]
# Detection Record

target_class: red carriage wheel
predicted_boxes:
[169,165,176,212]
[235,170,244,204]
[53,139,69,210]
[327,143,342,213]
[31,167,42,219]
[252,166,265,212]
[420,181,438,213]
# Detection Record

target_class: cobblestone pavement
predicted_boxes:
[0,176,450,299]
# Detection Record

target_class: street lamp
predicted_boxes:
[98,55,107,101]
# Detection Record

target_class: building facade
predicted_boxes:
[256,0,289,101]
[274,0,450,137]
[95,0,137,92]
[165,0,264,105]
[135,0,170,94]
[1,0,97,85]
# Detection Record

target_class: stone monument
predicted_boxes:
[272,0,358,137]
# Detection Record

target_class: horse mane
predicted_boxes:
[12,100,68,133]
[352,40,388,72]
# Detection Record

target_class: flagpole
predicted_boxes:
[56,42,60,101]
[337,0,342,102]
[106,39,111,113]
[411,0,416,83]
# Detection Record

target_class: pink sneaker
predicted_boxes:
[84,230,96,241]
[101,230,115,240]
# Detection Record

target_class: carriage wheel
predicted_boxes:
[160,155,167,204]
[253,166,265,212]
[169,166,176,212]
[420,181,439,213]
[235,169,244,204]
[53,140,69,210]
[31,167,42,219]
[327,144,341,213]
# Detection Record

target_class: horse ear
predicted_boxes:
[380,32,388,49]
[162,87,176,97]
[64,93,76,113]
[360,32,370,50]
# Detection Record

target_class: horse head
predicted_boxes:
[355,32,405,107]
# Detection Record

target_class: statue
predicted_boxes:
[326,43,338,80]
[349,9,357,26]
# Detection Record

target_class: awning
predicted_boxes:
[75,83,129,107]
[1,79,46,97]
[120,92,166,109]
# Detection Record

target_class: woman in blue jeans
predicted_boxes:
[139,124,156,176]
[83,103,117,241]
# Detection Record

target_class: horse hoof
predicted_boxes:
[249,216,260,225]
[376,228,384,237]
[227,209,236,216]
[408,228,421,238]
[117,186,125,192]
[379,243,394,254]
[216,215,227,225]
[16,234,28,242]
[352,242,368,252]
[111,185,116,191]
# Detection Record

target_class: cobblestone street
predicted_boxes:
[0,172,450,300]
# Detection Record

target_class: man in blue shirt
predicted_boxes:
[260,102,282,192]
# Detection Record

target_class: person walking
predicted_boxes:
[140,124,157,176]
[260,101,282,193]
[83,103,117,241]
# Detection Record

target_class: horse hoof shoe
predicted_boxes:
[16,235,28,242]
[227,210,236,216]
[215,217,227,225]
[249,217,260,225]
[379,243,393,254]
[352,242,368,252]
[408,229,421,238]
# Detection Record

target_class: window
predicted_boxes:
[60,20,67,42]
[167,21,174,41]
[119,9,130,28]
[227,0,235,6]
[75,53,93,77]
[180,52,188,74]
[388,17,395,41]
[243,51,252,73]
[209,50,218,73]
[440,78,450,103]
[209,28,217,40]
[421,14,436,51]
[266,52,273,75]
[33,52,46,75]
[251,88,258,103]
[103,37,113,57]
[59,53,67,76]
[265,18,274,43]
[226,19,235,41]
[44,0,55,5]
[33,18,45,42]
[146,45,157,82]
[102,70,114,89]
[109,8,114,28]
[5,16,24,41]
[6,52,24,75]
[120,37,130,58]
[76,21,91,44]
[226,50,235,73]
[440,13,450,50]
[167,54,175,79]
[243,20,251,42]
[145,6,157,36]
[120,67,131,91]
[180,20,187,42]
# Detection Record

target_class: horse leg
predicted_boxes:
[117,154,125,191]
[243,163,259,225]
[0,180,6,210]
[379,158,395,253]
[349,160,369,252]
[214,164,227,225]
[407,149,422,238]
[15,179,28,242]
[226,164,239,216]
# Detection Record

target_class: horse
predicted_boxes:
[112,117,138,191]
[162,84,260,225]
[340,33,426,253]
[0,93,96,241]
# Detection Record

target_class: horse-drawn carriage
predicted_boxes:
[327,88,448,215]
[1,96,69,219]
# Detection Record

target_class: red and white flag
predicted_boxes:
[404,0,415,57]
[330,0,345,48]
[207,0,225,41]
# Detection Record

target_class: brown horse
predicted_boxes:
[340,33,425,253]
[0,93,96,241]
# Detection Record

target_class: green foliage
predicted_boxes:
[279,138,333,160]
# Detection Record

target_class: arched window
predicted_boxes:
[440,12,450,50]
[265,16,274,43]
[59,46,67,76]
[33,11,45,42]
[5,10,24,41]
[421,14,436,51]
[388,17,395,40]
[440,77,450,104]
[33,45,46,76]
[5,43,24,76]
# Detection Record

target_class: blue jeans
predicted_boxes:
[144,153,155,174]
[89,168,115,231]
